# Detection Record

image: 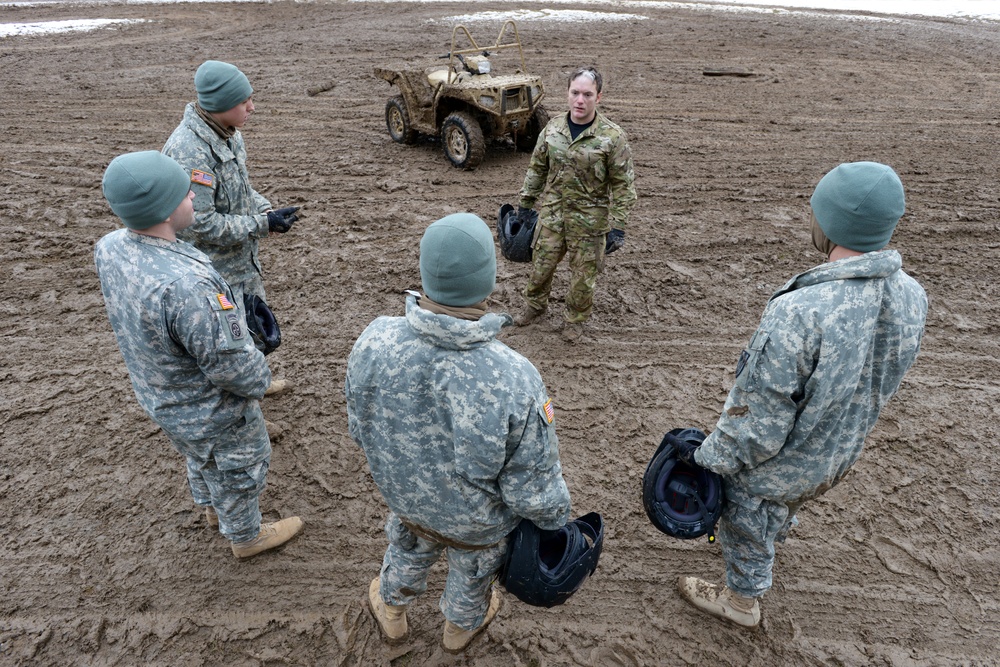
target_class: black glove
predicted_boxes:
[666,432,700,465]
[517,206,533,225]
[676,440,699,465]
[605,228,625,254]
[267,206,300,233]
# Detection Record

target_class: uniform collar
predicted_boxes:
[557,111,607,142]
[125,229,213,265]
[403,294,511,350]
[770,249,904,302]
[184,101,237,156]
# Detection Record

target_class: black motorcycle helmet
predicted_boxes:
[243,293,281,355]
[496,203,536,263]
[642,428,724,542]
[499,512,604,608]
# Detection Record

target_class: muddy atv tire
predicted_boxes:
[516,105,550,152]
[441,111,485,170]
[386,96,416,144]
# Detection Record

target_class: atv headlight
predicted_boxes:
[479,95,496,108]
[465,56,492,75]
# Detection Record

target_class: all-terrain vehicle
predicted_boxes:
[374,21,549,170]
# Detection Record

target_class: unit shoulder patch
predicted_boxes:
[225,311,245,341]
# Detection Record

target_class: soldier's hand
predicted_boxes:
[605,228,625,254]
[517,206,533,225]
[673,438,700,466]
[267,207,300,233]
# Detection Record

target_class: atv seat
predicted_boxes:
[427,67,468,87]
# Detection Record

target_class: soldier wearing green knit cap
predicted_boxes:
[674,162,928,628]
[346,213,571,653]
[162,60,298,402]
[94,150,303,560]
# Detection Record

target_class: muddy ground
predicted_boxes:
[1,1,999,665]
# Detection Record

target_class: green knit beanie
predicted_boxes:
[419,213,497,307]
[102,151,191,230]
[195,60,253,112]
[809,161,905,252]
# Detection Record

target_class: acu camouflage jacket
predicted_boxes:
[162,102,271,298]
[345,295,572,546]
[94,229,272,469]
[696,250,928,503]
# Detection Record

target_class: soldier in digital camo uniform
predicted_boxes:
[162,60,297,397]
[676,162,928,628]
[345,213,571,653]
[513,66,637,342]
[94,151,303,560]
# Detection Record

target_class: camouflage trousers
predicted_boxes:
[187,457,269,543]
[524,226,605,324]
[378,513,509,630]
[717,484,801,599]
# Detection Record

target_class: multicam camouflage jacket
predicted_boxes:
[162,102,271,298]
[696,250,928,503]
[345,295,572,545]
[519,111,637,239]
[94,229,272,469]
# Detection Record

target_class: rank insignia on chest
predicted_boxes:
[543,399,555,424]
[216,293,235,310]
[191,169,215,187]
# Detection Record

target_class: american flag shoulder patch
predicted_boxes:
[543,399,555,424]
[216,293,235,310]
[191,169,215,187]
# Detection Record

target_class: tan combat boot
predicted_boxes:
[204,505,219,528]
[442,589,502,653]
[231,517,304,559]
[513,305,544,327]
[264,378,291,397]
[677,576,760,628]
[368,578,409,644]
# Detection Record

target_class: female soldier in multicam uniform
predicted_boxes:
[514,66,637,342]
